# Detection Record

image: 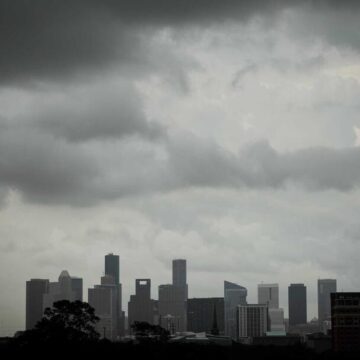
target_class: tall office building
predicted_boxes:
[128,279,156,328]
[173,259,186,286]
[88,275,118,340]
[331,292,360,352]
[158,259,188,333]
[237,304,268,339]
[224,281,247,339]
[105,253,120,285]
[26,279,49,330]
[43,270,83,311]
[288,283,307,326]
[104,254,123,337]
[318,279,337,330]
[187,297,224,334]
[258,284,279,309]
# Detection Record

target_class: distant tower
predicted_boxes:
[172,259,186,287]
[318,279,337,330]
[105,253,120,285]
[288,283,307,326]
[128,279,155,328]
[224,281,247,339]
[258,283,279,309]
[26,279,49,330]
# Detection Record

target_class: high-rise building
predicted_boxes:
[224,281,247,339]
[42,270,83,311]
[26,279,49,330]
[187,297,224,334]
[158,259,188,333]
[237,304,268,339]
[268,308,285,333]
[172,259,186,286]
[288,283,307,326]
[88,275,118,340]
[318,279,337,331]
[258,283,279,309]
[105,253,120,285]
[128,279,156,329]
[331,292,360,352]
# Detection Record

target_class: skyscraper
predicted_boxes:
[26,279,49,330]
[318,279,337,330]
[237,304,268,338]
[88,275,118,340]
[105,253,120,285]
[104,254,123,337]
[331,292,360,352]
[258,283,279,309]
[187,297,224,334]
[42,270,83,311]
[172,259,186,286]
[128,279,156,328]
[224,281,247,339]
[158,259,188,333]
[288,283,307,326]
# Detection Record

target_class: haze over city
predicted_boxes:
[1,0,360,337]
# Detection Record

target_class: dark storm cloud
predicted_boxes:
[1,0,359,84]
[30,85,165,142]
[1,120,360,206]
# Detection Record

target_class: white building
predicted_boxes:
[237,304,268,339]
[258,283,279,309]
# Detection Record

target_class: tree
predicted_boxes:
[17,300,100,345]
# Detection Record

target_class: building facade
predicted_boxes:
[26,279,49,330]
[42,270,83,311]
[158,259,188,333]
[128,279,156,329]
[258,283,279,309]
[224,281,247,339]
[331,292,360,352]
[187,297,224,334]
[288,283,307,326]
[237,304,268,339]
[318,279,337,331]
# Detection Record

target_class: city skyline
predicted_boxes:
[2,0,360,337]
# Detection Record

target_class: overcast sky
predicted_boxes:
[1,0,360,335]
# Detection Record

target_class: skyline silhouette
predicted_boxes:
[1,0,360,343]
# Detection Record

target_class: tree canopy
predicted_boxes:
[17,300,100,345]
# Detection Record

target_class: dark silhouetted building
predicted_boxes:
[88,275,118,340]
[26,279,49,330]
[288,283,307,326]
[318,279,336,331]
[224,281,247,339]
[105,253,120,285]
[158,259,188,333]
[173,259,186,286]
[331,292,360,352]
[187,297,224,334]
[128,279,156,328]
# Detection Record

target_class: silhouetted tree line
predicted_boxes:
[1,300,360,359]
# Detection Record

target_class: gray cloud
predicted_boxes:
[31,84,165,142]
[1,0,360,85]
[1,116,360,206]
